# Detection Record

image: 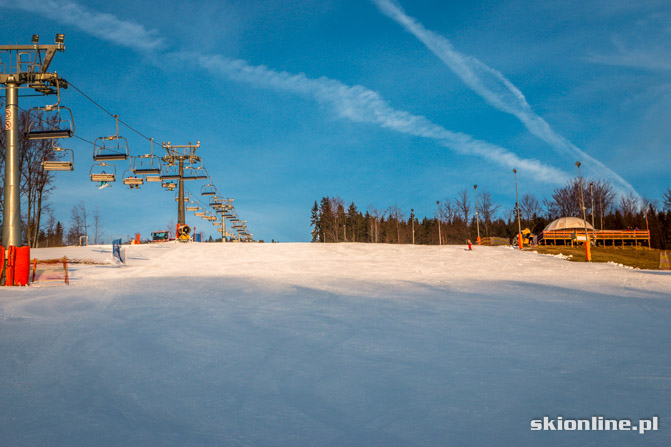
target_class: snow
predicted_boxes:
[1,242,670,446]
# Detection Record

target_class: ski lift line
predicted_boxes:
[68,81,153,142]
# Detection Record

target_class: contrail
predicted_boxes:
[0,0,164,52]
[192,54,569,184]
[4,0,569,184]
[372,0,639,199]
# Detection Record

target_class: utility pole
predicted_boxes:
[513,169,522,249]
[436,201,442,246]
[473,184,480,244]
[575,161,592,262]
[1,34,67,248]
[161,141,201,228]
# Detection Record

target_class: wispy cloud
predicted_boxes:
[5,0,569,184]
[1,0,164,52]
[371,0,639,199]
[191,54,569,184]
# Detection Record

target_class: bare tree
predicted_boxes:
[92,206,104,244]
[663,187,671,212]
[0,110,57,247]
[386,204,404,243]
[619,192,640,228]
[479,192,500,237]
[368,206,382,243]
[520,193,541,224]
[68,201,88,245]
[455,188,471,225]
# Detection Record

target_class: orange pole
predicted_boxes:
[585,229,592,262]
[63,257,69,285]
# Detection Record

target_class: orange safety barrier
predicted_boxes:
[14,246,30,286]
[3,246,31,286]
[5,246,16,286]
[63,257,70,285]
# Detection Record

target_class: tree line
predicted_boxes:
[311,181,671,249]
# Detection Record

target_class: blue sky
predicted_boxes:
[1,0,670,242]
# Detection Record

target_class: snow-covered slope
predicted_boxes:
[2,243,670,446]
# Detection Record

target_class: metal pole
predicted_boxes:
[473,184,480,244]
[590,181,596,245]
[513,169,522,248]
[436,201,442,246]
[3,81,22,247]
[576,162,592,261]
[222,217,226,243]
[178,158,185,225]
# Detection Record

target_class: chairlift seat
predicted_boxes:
[42,160,74,171]
[93,153,128,162]
[91,173,115,182]
[123,177,144,186]
[145,175,162,182]
[134,167,161,175]
[27,129,73,140]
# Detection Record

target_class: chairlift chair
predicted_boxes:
[132,139,162,175]
[122,170,144,188]
[145,174,162,183]
[131,155,161,175]
[93,115,129,161]
[90,162,116,183]
[26,79,75,140]
[160,162,180,180]
[186,205,199,211]
[42,144,74,171]
[201,183,217,196]
[162,181,177,191]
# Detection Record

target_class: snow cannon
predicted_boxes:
[177,224,191,242]
[519,228,535,246]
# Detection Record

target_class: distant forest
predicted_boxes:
[311,180,671,249]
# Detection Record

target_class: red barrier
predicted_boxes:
[14,246,30,286]
[5,246,16,286]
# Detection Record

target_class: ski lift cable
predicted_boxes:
[67,81,154,142]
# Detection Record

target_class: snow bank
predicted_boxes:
[1,243,670,446]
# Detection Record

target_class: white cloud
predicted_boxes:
[1,0,164,51]
[192,54,570,184]
[371,0,639,199]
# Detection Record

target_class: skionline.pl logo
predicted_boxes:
[530,416,659,434]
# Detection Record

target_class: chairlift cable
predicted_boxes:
[68,81,153,142]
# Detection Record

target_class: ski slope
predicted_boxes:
[1,242,670,446]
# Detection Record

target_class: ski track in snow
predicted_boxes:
[1,243,670,446]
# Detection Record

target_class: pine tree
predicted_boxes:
[310,201,321,242]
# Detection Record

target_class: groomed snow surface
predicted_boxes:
[1,242,670,447]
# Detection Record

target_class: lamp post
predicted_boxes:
[436,201,442,246]
[575,161,592,261]
[473,185,480,244]
[590,181,596,243]
[411,208,415,245]
[513,169,523,249]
